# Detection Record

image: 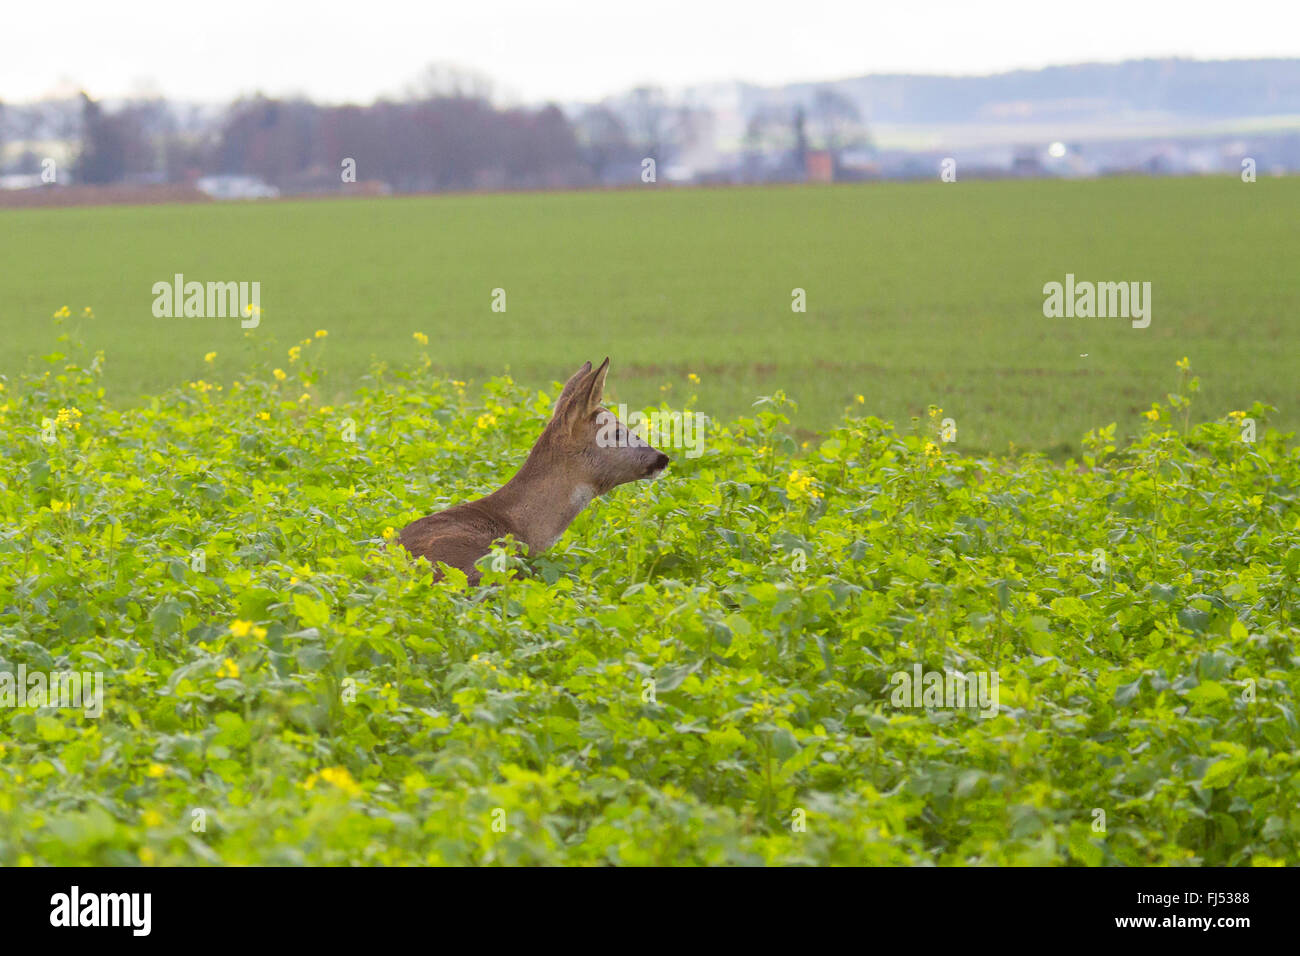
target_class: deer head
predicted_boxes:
[539,357,670,495]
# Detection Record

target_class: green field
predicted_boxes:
[2,177,1295,453]
[2,178,1299,866]
[1,351,1296,865]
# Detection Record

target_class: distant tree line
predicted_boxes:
[5,65,872,191]
[210,95,587,191]
[61,65,717,193]
[70,86,608,192]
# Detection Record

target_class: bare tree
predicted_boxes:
[405,63,495,103]
[626,86,669,163]
[811,87,867,156]
[77,92,154,184]
[575,106,630,183]
[793,104,808,172]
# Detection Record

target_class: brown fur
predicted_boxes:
[398,359,669,583]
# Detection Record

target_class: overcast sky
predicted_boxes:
[3,0,1297,105]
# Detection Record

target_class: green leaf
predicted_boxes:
[771,727,800,761]
[1201,758,1244,789]
[1185,681,1229,704]
[292,593,331,629]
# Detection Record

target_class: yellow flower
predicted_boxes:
[53,305,71,318]
[82,306,94,318]
[138,847,156,864]
[855,395,864,404]
[204,351,216,364]
[230,616,265,639]
[146,763,167,778]
[1143,408,1160,421]
[413,332,429,346]
[1175,356,1190,371]
[49,499,70,514]
[315,329,328,338]
[216,658,240,679]
[257,411,270,421]
[142,810,164,828]
[786,469,822,501]
[288,345,302,363]
[924,441,941,457]
[476,413,497,429]
[273,368,286,381]
[55,407,82,427]
[315,766,363,797]
[382,527,397,541]
[688,372,700,384]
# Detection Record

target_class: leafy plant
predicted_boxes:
[0,344,1295,865]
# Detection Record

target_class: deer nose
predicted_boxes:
[654,452,670,470]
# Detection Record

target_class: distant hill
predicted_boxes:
[770,58,1300,123]
[623,58,1300,161]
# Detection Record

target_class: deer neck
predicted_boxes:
[487,450,597,554]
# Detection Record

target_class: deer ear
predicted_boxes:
[553,361,592,418]
[578,357,610,417]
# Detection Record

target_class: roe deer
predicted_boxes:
[398,358,670,583]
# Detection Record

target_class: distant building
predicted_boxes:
[1011,149,1046,177]
[0,174,47,190]
[195,175,279,200]
[805,150,834,183]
